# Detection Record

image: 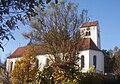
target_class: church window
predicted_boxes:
[86,31,91,36]
[46,58,50,66]
[10,62,13,72]
[86,32,88,36]
[36,59,39,68]
[88,31,91,35]
[81,55,85,68]
[93,55,97,68]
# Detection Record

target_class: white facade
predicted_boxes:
[6,50,104,73]
[6,55,49,72]
[78,50,104,73]
[79,50,90,72]
[6,57,21,73]
[36,54,49,70]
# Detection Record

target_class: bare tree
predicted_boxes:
[23,1,87,62]
[23,2,88,83]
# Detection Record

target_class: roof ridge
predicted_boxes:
[81,21,98,28]
[8,38,101,59]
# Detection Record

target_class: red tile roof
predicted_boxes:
[8,46,28,58]
[8,38,100,58]
[81,21,98,28]
[8,45,47,58]
[81,38,100,51]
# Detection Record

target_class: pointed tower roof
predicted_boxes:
[81,21,98,28]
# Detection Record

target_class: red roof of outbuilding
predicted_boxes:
[81,21,98,28]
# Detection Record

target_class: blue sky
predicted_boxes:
[1,0,120,62]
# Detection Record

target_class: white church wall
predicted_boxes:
[6,57,21,72]
[6,54,50,72]
[89,26,99,49]
[6,50,104,74]
[96,25,101,49]
[89,50,104,73]
[36,54,49,70]
[79,50,90,72]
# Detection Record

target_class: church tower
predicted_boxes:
[80,21,101,49]
[79,21,104,73]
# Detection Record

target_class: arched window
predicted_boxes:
[46,58,50,66]
[93,55,97,68]
[88,31,91,35]
[86,31,91,36]
[10,62,13,72]
[86,32,88,36]
[81,55,84,68]
[36,59,39,68]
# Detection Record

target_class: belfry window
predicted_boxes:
[81,55,85,68]
[86,31,91,36]
[93,55,97,68]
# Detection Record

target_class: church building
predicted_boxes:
[6,21,104,73]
